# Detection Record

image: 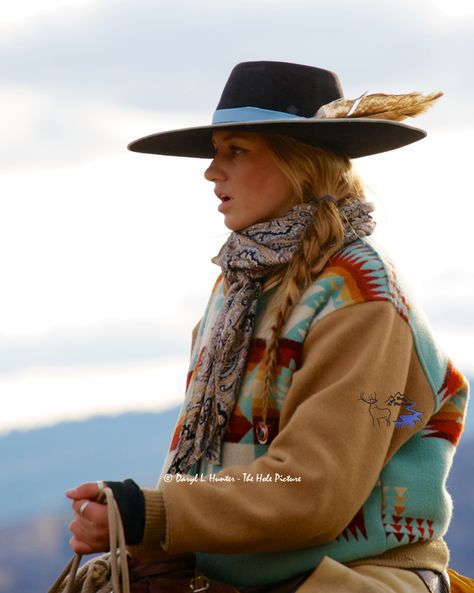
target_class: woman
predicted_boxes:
[66,61,468,593]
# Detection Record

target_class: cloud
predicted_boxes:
[428,303,474,328]
[0,321,189,374]
[0,87,126,167]
[1,0,471,168]
[0,357,187,434]
[1,0,472,112]
[422,271,474,328]
[1,0,472,432]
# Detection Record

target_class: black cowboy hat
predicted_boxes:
[128,61,430,159]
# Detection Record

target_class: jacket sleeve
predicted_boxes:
[138,300,436,555]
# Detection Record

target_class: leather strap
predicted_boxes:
[129,558,195,580]
[413,570,450,593]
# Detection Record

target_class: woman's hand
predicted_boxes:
[66,482,110,554]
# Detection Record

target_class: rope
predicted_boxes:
[48,487,130,593]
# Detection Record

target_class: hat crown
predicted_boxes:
[215,61,344,118]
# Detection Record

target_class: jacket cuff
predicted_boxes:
[104,479,146,545]
[126,488,167,560]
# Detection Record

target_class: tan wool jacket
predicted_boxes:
[130,239,469,588]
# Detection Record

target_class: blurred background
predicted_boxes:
[0,0,473,590]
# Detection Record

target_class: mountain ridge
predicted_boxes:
[0,407,180,523]
[0,404,472,593]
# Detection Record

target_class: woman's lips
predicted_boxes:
[217,194,232,213]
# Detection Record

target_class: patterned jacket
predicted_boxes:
[132,238,469,589]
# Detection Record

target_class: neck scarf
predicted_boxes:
[168,197,375,474]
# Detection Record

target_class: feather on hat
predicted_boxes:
[316,91,443,121]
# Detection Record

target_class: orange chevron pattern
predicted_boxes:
[422,360,468,446]
[324,242,411,321]
[422,403,465,446]
[438,360,467,405]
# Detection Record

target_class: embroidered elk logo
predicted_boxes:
[359,392,391,427]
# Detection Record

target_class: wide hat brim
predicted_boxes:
[127,118,426,159]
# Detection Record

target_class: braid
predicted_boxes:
[261,253,303,420]
[260,200,344,419]
[257,135,364,435]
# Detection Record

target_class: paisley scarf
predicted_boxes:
[168,197,375,474]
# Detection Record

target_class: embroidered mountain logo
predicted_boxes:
[359,392,422,428]
[386,392,423,428]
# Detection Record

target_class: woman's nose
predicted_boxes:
[204,158,225,182]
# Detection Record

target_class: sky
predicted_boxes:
[1,0,473,435]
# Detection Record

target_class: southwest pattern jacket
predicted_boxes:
[134,238,469,589]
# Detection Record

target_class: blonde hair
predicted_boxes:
[259,134,367,427]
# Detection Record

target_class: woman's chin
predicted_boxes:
[223,216,246,232]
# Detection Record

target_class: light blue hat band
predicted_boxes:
[212,106,305,125]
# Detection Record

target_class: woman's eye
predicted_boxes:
[229,145,245,155]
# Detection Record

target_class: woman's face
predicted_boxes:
[204,131,297,231]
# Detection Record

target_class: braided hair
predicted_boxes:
[258,134,367,424]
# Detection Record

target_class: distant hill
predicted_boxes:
[0,407,180,523]
[445,434,474,573]
[0,512,71,593]
[0,406,472,593]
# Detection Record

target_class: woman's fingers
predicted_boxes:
[71,499,108,523]
[66,481,105,501]
[65,481,111,553]
[69,515,109,552]
[69,534,104,555]
[69,513,108,545]
[68,494,110,554]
